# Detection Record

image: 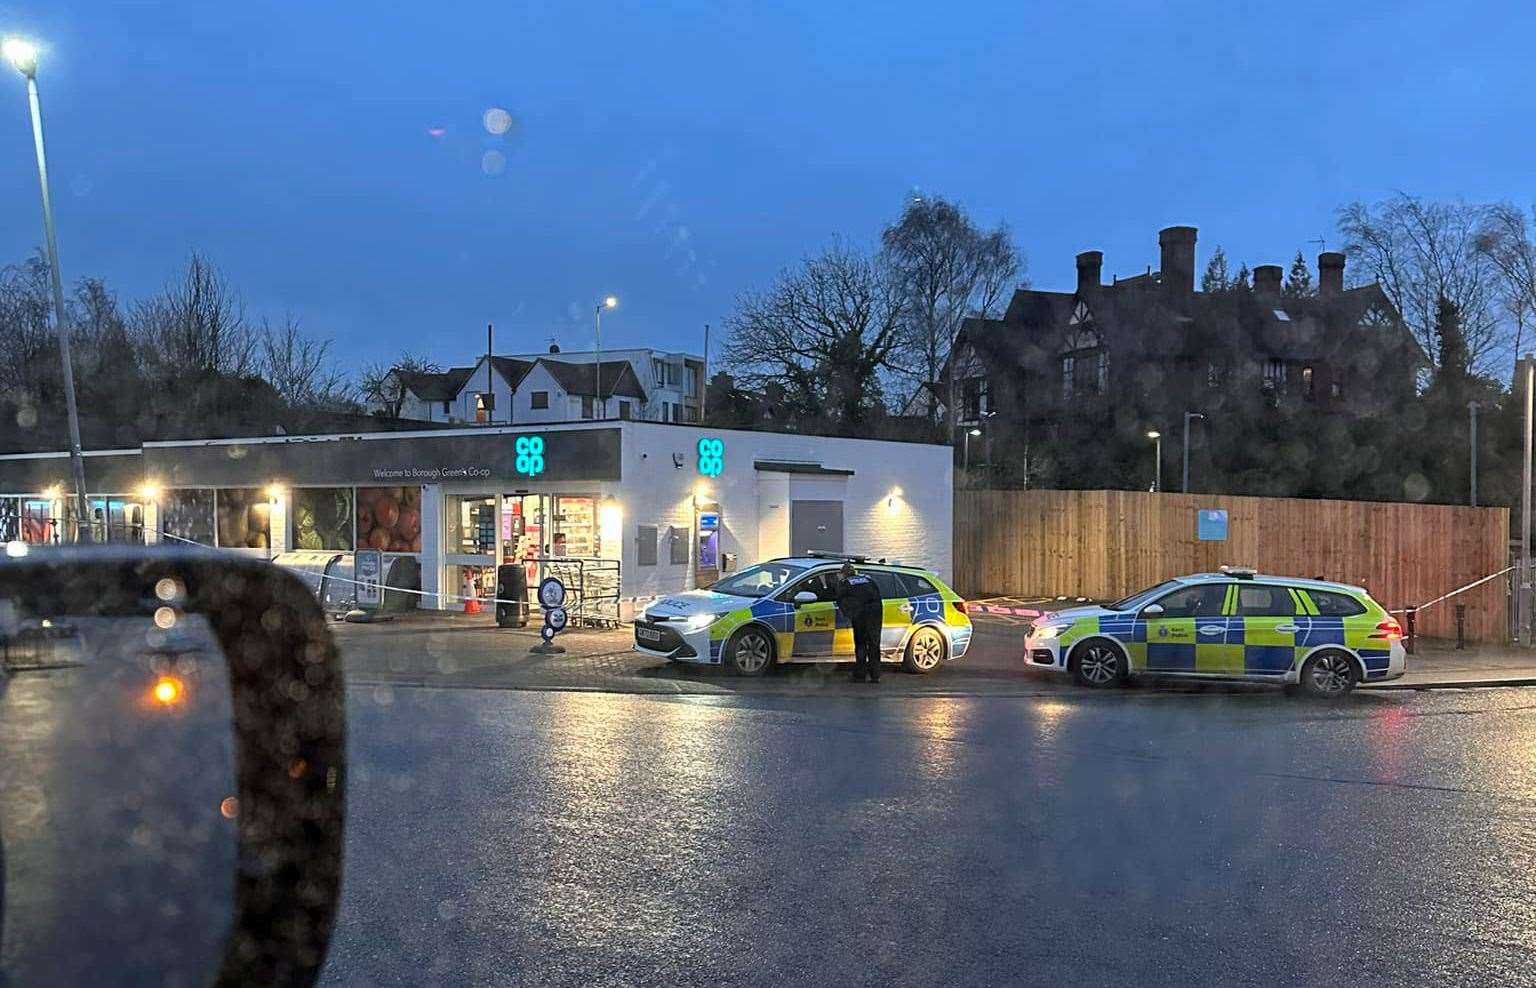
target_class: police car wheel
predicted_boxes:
[1070,639,1126,688]
[1298,650,1358,699]
[903,627,946,674]
[724,627,774,677]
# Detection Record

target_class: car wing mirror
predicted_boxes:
[0,546,346,986]
[793,591,818,605]
[1141,603,1165,617]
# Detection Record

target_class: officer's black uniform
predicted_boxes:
[834,566,883,683]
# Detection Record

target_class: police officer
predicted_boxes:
[834,562,883,683]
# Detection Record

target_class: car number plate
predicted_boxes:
[637,627,663,643]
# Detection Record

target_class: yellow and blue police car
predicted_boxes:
[1023,569,1406,697]
[634,552,973,676]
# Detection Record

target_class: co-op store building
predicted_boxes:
[0,422,953,620]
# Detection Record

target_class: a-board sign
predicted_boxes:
[355,549,383,608]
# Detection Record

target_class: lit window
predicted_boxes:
[1273,308,1291,321]
[1262,359,1286,390]
[1302,366,1315,398]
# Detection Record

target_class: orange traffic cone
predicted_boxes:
[462,571,482,614]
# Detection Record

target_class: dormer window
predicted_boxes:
[1061,324,1107,399]
[1360,304,1394,328]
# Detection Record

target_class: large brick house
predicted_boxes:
[938,226,1423,491]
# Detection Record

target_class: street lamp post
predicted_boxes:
[5,37,90,540]
[1521,357,1534,646]
[593,295,617,419]
[1182,412,1205,493]
[1147,430,1162,493]
[963,427,981,472]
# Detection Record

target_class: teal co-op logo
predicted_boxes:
[697,437,724,478]
[515,435,545,477]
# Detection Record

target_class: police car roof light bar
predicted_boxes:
[1219,565,1258,579]
[805,550,870,563]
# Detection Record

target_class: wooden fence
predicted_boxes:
[954,489,1511,642]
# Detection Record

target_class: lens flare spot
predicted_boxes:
[219,797,239,819]
[153,606,177,629]
[482,107,513,135]
[481,150,506,175]
[151,675,184,705]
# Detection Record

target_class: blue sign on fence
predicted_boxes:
[1197,509,1229,542]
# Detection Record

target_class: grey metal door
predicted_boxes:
[790,500,843,556]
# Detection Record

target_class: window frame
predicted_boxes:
[530,390,549,410]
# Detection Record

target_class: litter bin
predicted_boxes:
[496,564,529,628]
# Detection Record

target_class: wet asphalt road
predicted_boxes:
[321,684,1536,987]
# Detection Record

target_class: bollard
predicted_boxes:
[1455,604,1466,650]
[1405,606,1417,655]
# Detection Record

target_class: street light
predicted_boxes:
[594,295,618,419]
[5,36,91,540]
[964,427,981,471]
[1146,430,1162,493]
[1182,412,1205,493]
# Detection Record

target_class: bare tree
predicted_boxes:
[360,353,441,418]
[0,252,56,395]
[722,244,908,429]
[1475,203,1536,362]
[880,196,1019,422]
[1338,194,1503,372]
[259,315,351,407]
[134,253,256,377]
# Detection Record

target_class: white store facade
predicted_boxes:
[0,422,953,621]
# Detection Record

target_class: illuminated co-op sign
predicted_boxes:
[515,435,546,477]
[697,437,724,478]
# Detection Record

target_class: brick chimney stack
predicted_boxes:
[1075,250,1102,295]
[1158,226,1197,296]
[1318,252,1346,296]
[1253,264,1283,298]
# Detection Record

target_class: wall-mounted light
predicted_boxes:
[41,484,62,501]
[266,483,286,500]
[138,480,162,501]
[599,496,623,546]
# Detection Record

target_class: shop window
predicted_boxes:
[637,525,658,566]
[216,489,272,549]
[162,490,214,546]
[669,525,689,564]
[292,487,355,551]
[360,486,423,553]
[0,497,17,541]
[552,496,597,557]
[531,391,549,410]
[88,497,147,544]
[619,400,633,420]
[581,396,594,419]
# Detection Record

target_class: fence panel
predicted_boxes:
[954,490,1510,642]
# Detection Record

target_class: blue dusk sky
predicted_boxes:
[1,1,1531,371]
